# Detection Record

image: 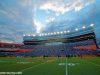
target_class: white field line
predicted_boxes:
[66,58,68,75]
[20,59,57,72]
[84,60,100,67]
[21,62,46,72]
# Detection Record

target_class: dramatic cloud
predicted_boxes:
[34,20,42,33]
[0,0,97,43]
[39,0,95,15]
[45,16,55,23]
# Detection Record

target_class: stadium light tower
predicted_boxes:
[47,33,50,35]
[50,32,53,35]
[67,30,70,33]
[28,34,31,36]
[57,32,60,34]
[23,34,26,36]
[75,28,78,31]
[90,23,94,27]
[54,32,57,35]
[32,34,36,37]
[82,26,86,29]
[64,31,67,33]
[60,31,63,34]
[44,33,47,36]
[41,34,44,36]
[39,34,42,36]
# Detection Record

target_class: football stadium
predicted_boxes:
[0,0,100,75]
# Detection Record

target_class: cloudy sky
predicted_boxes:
[0,0,99,43]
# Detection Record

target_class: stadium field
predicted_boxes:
[0,57,100,75]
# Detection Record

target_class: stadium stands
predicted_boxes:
[0,39,99,57]
[13,39,99,57]
[0,26,100,57]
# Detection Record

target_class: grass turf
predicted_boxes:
[0,57,100,75]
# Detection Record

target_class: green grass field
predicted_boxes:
[0,57,100,75]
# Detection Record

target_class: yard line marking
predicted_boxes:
[85,60,100,67]
[21,62,46,72]
[88,61,100,67]
[65,58,68,75]
[21,59,58,72]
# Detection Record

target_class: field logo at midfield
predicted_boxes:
[58,63,65,66]
[58,63,80,66]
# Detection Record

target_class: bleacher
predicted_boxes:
[10,39,98,57]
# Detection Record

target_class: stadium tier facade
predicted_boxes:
[23,26,98,48]
[21,25,100,57]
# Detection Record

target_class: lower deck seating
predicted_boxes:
[0,40,99,57]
